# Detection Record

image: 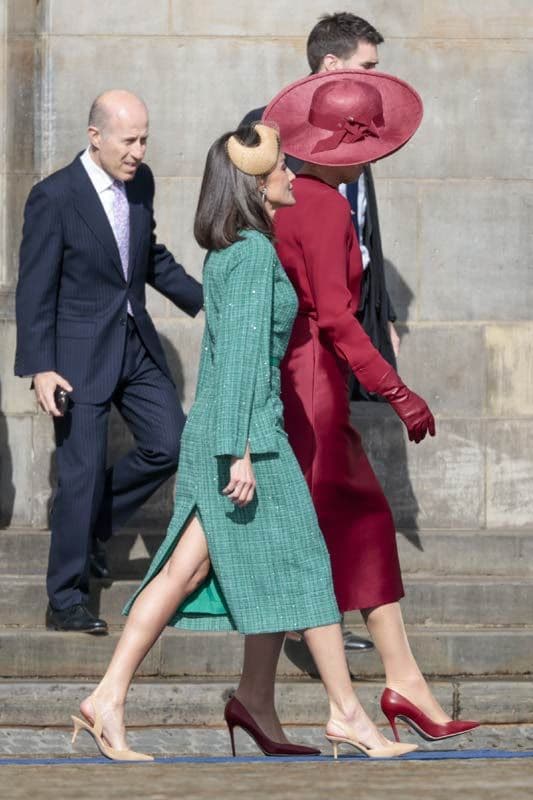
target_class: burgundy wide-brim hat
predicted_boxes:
[262,69,423,166]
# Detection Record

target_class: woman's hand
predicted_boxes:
[375,369,436,444]
[223,444,256,507]
[389,387,436,443]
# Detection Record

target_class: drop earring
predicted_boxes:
[260,187,267,203]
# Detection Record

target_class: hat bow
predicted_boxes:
[308,79,384,155]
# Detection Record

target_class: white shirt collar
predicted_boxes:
[80,147,115,194]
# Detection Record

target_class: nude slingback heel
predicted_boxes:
[71,712,154,762]
[326,734,417,759]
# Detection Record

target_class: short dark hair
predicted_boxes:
[194,125,273,252]
[307,12,384,73]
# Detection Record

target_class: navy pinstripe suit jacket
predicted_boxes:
[14,154,203,403]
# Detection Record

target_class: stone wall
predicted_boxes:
[1,0,532,531]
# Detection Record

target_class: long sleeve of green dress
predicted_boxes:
[212,234,274,458]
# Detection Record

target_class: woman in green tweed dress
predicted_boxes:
[74,123,416,762]
[123,230,339,634]
[124,123,342,636]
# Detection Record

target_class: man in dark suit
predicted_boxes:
[15,90,203,633]
[241,12,398,652]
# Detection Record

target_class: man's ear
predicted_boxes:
[321,54,340,72]
[87,126,101,150]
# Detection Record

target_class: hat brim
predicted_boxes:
[262,69,423,167]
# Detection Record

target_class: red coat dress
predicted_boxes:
[274,175,404,613]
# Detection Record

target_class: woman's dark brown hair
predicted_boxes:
[194,125,273,251]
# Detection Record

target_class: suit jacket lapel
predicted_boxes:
[125,183,145,282]
[363,165,375,245]
[345,180,358,233]
[70,156,124,280]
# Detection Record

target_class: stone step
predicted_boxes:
[2,723,533,757]
[4,717,533,760]
[1,527,532,578]
[0,626,531,679]
[1,574,532,627]
[0,677,531,727]
[345,575,533,627]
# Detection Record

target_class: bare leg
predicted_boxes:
[80,514,211,749]
[362,601,451,723]
[304,623,392,748]
[234,633,289,743]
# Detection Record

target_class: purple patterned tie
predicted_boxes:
[112,180,132,315]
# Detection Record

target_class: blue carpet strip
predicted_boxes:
[0,750,532,766]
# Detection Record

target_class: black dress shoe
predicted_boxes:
[343,630,374,652]
[90,539,110,579]
[46,603,108,635]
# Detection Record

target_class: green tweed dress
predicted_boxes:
[124,230,340,634]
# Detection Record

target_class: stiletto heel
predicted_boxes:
[224,696,320,757]
[381,689,480,742]
[70,710,154,762]
[226,720,237,757]
[71,717,82,745]
[325,734,417,759]
[382,710,400,742]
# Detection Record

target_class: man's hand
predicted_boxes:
[223,444,256,508]
[388,321,400,360]
[33,371,73,417]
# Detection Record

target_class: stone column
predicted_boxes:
[0,0,46,527]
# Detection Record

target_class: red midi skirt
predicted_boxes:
[281,315,404,613]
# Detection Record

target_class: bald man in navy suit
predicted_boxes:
[15,91,203,633]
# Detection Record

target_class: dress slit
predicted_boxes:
[123,502,233,628]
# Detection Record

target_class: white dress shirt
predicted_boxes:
[80,147,118,230]
[80,148,133,315]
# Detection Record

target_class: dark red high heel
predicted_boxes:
[381,688,480,742]
[224,696,321,757]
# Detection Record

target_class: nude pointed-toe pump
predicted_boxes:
[71,711,154,762]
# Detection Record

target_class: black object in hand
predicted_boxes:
[54,387,70,415]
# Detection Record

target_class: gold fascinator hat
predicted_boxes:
[226,123,280,176]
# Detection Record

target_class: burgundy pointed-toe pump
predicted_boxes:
[381,688,480,742]
[224,696,321,757]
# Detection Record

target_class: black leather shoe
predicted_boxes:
[343,630,374,652]
[46,603,108,635]
[90,539,110,579]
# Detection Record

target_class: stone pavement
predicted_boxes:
[2,758,533,800]
[2,720,533,799]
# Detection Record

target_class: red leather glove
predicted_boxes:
[375,369,436,444]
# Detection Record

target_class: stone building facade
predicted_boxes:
[1,0,532,538]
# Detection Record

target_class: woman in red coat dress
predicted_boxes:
[251,70,478,742]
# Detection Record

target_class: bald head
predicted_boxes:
[87,89,149,181]
[88,90,148,132]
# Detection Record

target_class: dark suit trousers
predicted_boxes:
[47,319,185,609]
